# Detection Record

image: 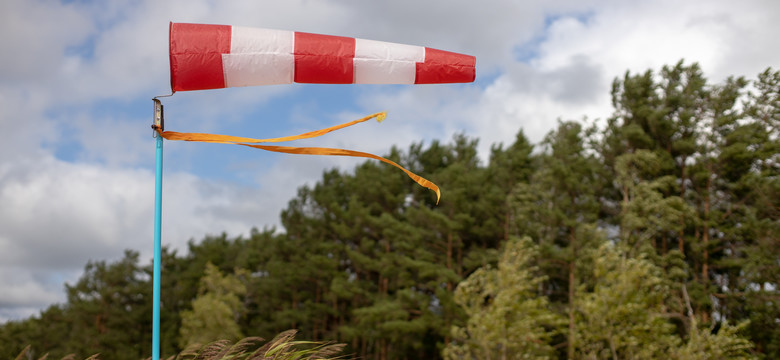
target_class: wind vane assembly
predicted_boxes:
[150,22,475,359]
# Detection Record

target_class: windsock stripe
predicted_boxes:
[169,23,231,91]
[169,23,476,91]
[294,32,355,84]
[224,27,294,87]
[354,39,424,84]
[416,48,476,84]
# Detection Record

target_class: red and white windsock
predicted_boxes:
[169,22,476,92]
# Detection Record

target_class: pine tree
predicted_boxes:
[179,263,248,347]
[510,120,603,357]
[443,237,563,360]
[62,250,152,360]
[574,243,680,359]
[716,67,780,356]
[487,130,536,242]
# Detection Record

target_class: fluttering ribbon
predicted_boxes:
[156,112,441,203]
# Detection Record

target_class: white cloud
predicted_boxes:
[0,0,93,84]
[0,153,281,321]
[1,0,779,323]
[533,0,780,81]
[473,60,610,148]
[0,88,57,164]
[0,267,77,322]
[0,152,286,266]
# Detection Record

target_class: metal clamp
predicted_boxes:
[152,98,164,137]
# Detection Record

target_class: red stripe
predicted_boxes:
[294,32,355,84]
[169,23,231,91]
[415,47,476,84]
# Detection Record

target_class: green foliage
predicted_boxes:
[179,263,248,348]
[574,244,680,359]
[444,237,564,359]
[614,150,694,254]
[675,321,757,360]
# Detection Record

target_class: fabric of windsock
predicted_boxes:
[169,22,476,92]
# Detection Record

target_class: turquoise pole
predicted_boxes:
[152,130,163,360]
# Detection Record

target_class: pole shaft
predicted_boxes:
[152,135,163,360]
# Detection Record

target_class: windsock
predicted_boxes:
[169,22,476,92]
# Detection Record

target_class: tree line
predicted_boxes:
[0,61,777,359]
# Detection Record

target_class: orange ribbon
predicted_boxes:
[157,112,440,204]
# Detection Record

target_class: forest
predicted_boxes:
[0,61,777,359]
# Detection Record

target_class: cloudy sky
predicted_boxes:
[1,0,778,322]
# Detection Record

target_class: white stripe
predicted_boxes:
[230,26,293,54]
[223,53,294,87]
[354,38,425,61]
[224,26,295,87]
[354,59,416,84]
[354,38,423,84]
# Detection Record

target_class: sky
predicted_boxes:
[0,0,778,323]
